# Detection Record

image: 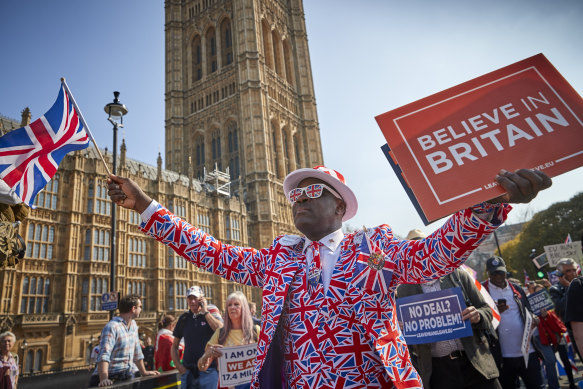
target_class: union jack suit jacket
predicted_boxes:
[140,202,510,388]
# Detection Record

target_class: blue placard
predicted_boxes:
[527,289,555,316]
[396,287,473,345]
[101,291,119,311]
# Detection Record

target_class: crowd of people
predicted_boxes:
[82,246,583,389]
[87,285,262,389]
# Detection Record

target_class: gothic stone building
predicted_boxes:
[0,0,323,374]
[165,0,323,248]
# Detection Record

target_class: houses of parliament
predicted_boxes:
[0,0,323,374]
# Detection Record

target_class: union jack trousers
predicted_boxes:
[140,201,510,388]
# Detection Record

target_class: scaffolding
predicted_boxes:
[203,163,231,196]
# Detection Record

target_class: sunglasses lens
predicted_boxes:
[305,184,323,198]
[289,188,302,203]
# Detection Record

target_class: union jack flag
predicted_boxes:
[0,85,90,205]
[565,233,572,243]
[353,231,393,295]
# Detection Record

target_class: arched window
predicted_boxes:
[211,130,222,170]
[220,18,233,66]
[34,349,42,371]
[89,277,108,311]
[195,136,205,178]
[294,133,302,167]
[25,350,33,372]
[20,276,50,314]
[88,179,111,215]
[261,20,273,69]
[26,223,55,260]
[206,27,217,74]
[272,124,281,178]
[272,30,283,76]
[283,40,294,84]
[84,228,110,262]
[282,130,290,174]
[192,35,202,81]
[226,122,239,180]
[34,174,59,209]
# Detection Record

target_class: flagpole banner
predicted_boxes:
[396,287,472,345]
[527,289,555,316]
[217,343,256,387]
[375,54,583,223]
[0,84,90,205]
[543,241,583,267]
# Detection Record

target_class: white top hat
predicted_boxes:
[283,166,358,222]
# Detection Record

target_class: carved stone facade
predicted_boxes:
[0,145,259,373]
[164,0,323,248]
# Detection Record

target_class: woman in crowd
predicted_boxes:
[155,314,182,372]
[0,331,18,389]
[198,292,259,389]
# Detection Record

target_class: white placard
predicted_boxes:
[217,343,257,386]
[543,242,582,267]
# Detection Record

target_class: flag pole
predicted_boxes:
[60,78,112,176]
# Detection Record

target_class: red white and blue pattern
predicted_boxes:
[140,202,510,388]
[353,233,393,295]
[0,85,89,205]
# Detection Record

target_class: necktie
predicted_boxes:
[307,241,322,296]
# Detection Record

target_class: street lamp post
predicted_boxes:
[104,92,128,320]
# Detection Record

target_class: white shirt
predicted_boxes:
[302,229,344,293]
[488,281,534,357]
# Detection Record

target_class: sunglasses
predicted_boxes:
[288,183,341,204]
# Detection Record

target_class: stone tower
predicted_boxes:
[165,0,323,248]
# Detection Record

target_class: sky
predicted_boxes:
[0,0,581,238]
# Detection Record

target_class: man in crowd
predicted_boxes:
[482,257,543,389]
[249,302,261,326]
[89,335,101,368]
[549,257,582,361]
[171,286,223,389]
[549,257,578,321]
[90,294,159,387]
[108,166,550,388]
[398,230,501,389]
[565,271,583,360]
[141,336,154,371]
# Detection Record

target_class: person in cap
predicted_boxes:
[108,166,550,388]
[171,285,223,389]
[398,229,501,389]
[482,256,544,389]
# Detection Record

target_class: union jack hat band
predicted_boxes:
[283,166,358,222]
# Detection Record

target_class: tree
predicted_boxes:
[498,192,583,278]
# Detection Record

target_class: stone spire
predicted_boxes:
[120,138,127,168]
[20,107,31,126]
[188,156,193,188]
[157,152,163,181]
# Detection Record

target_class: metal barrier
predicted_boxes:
[20,369,180,389]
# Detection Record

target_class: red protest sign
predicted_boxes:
[376,54,583,224]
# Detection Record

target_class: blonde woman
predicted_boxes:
[198,292,259,389]
[0,332,18,389]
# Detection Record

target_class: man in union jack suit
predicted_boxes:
[108,166,551,388]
